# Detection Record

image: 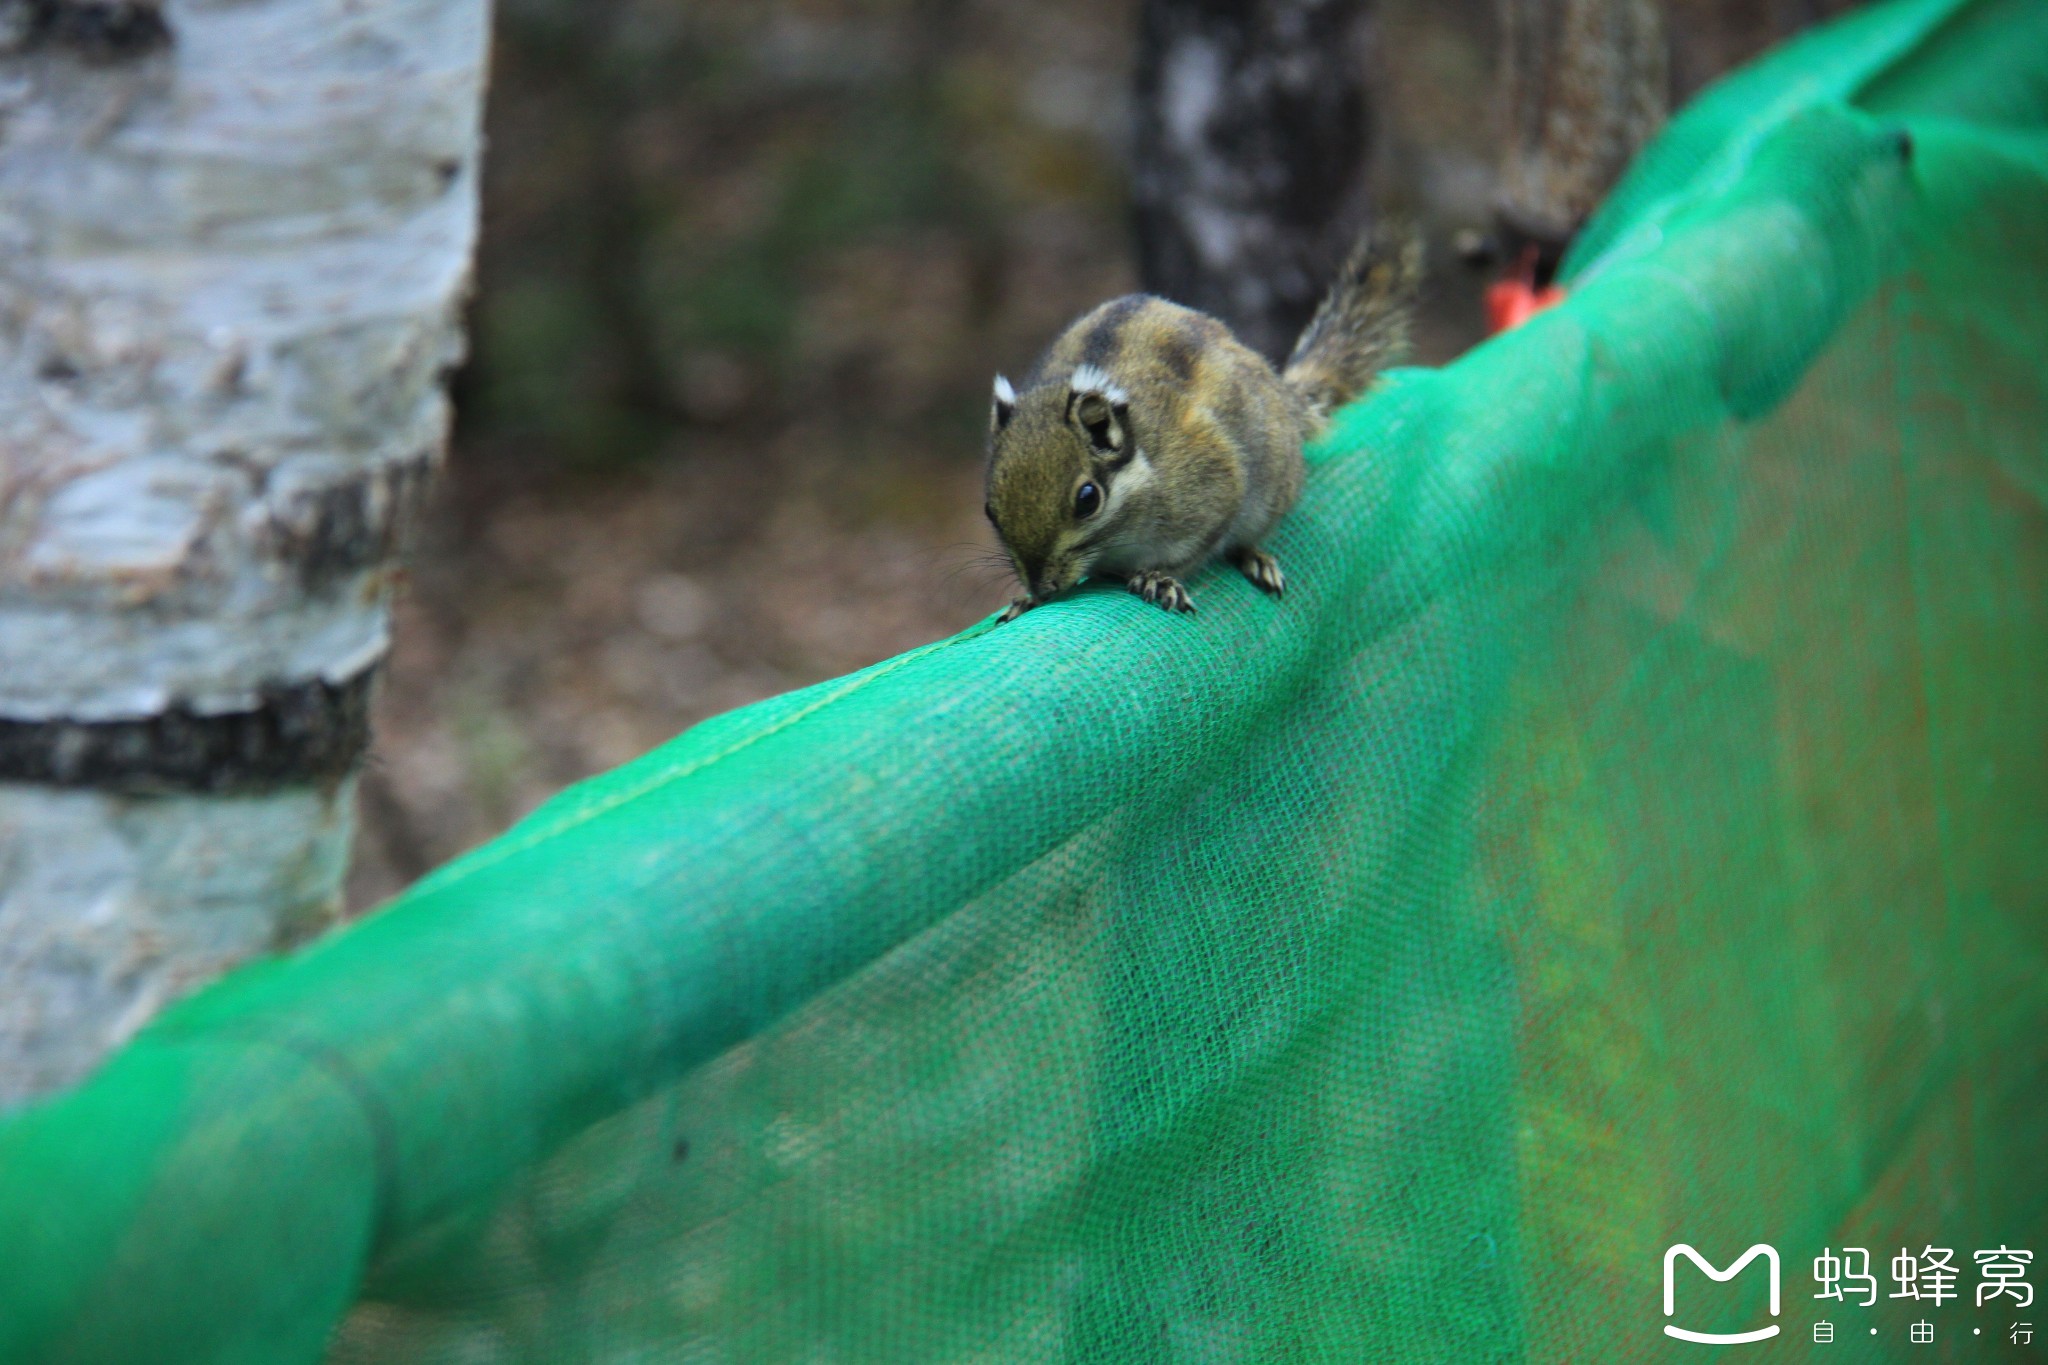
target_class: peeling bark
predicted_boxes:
[1132,0,1378,365]
[0,0,490,1103]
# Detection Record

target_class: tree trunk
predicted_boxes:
[1492,0,1864,282]
[1131,0,1378,365]
[0,0,489,1104]
[1495,0,1667,280]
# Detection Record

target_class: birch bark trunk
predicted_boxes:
[1131,0,1378,365]
[0,0,490,1104]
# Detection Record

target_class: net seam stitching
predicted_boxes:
[405,620,1001,894]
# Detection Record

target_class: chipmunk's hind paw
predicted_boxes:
[1229,546,1286,598]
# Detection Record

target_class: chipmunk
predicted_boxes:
[985,229,1421,621]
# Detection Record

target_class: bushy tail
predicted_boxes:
[1282,226,1423,426]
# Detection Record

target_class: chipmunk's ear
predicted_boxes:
[991,375,1016,430]
[1067,364,1129,455]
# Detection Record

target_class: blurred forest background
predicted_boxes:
[348,0,1847,907]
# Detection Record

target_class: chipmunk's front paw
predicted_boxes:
[1127,571,1195,614]
[998,594,1036,623]
[1230,546,1286,597]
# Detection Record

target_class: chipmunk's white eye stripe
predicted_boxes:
[993,374,1016,405]
[1070,364,1128,406]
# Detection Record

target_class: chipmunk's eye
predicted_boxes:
[1074,482,1101,518]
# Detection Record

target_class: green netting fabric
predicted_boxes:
[4,0,2046,1359]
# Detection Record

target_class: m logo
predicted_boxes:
[1663,1244,1781,1344]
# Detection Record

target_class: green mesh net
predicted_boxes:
[4,0,2046,1359]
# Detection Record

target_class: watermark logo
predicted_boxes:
[1663,1244,1781,1345]
[1667,1241,2033,1344]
